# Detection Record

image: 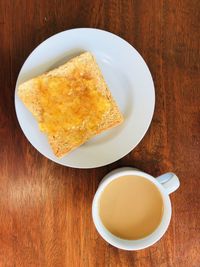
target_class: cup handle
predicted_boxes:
[156,172,180,195]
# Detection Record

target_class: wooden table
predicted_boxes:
[0,1,199,266]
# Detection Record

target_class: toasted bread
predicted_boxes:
[18,52,123,157]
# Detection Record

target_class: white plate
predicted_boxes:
[15,28,155,168]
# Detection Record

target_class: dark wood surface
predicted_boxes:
[0,0,199,266]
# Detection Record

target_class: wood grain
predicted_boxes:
[0,0,199,266]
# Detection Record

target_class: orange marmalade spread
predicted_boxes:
[38,70,111,136]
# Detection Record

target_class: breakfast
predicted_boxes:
[99,175,164,240]
[18,52,123,157]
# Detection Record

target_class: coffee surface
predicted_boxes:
[99,175,164,239]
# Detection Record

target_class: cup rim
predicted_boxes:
[92,169,172,250]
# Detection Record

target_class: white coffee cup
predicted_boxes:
[92,167,180,250]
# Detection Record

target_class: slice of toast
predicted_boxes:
[18,52,123,157]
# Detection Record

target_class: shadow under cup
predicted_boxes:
[92,170,172,251]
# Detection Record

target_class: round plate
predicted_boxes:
[15,28,155,168]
